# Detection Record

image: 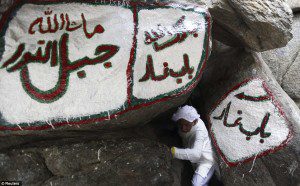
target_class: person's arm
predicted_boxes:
[171,130,206,162]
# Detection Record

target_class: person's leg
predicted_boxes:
[192,166,215,186]
[192,172,203,186]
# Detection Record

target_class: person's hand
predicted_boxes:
[171,147,176,157]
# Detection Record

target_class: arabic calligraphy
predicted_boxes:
[139,15,200,84]
[28,8,104,39]
[213,94,272,143]
[0,1,211,131]
[0,7,121,103]
[209,78,292,166]
[144,16,199,51]
[235,92,271,102]
[139,54,194,83]
[1,33,119,103]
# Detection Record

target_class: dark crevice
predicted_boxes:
[37,151,55,177]
[281,49,300,87]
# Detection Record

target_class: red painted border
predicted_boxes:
[126,3,137,105]
[0,0,211,131]
[207,78,294,167]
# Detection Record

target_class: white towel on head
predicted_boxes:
[172,105,200,122]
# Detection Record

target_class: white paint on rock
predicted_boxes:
[133,8,206,99]
[209,79,290,164]
[0,2,209,126]
[0,3,133,124]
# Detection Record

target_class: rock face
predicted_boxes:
[0,113,203,186]
[208,0,293,51]
[261,14,300,107]
[0,151,53,185]
[0,126,183,186]
[0,1,211,135]
[0,0,299,185]
[287,0,300,12]
[0,0,12,14]
[191,48,300,185]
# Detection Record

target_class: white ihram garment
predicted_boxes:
[173,119,215,186]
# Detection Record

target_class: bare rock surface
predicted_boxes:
[0,151,53,185]
[0,125,186,186]
[208,0,293,51]
[261,14,300,106]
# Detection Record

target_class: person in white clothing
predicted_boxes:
[171,105,215,186]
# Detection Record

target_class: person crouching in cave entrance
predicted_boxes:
[171,105,215,186]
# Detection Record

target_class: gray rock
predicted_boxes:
[0,0,13,12]
[0,151,53,185]
[295,99,300,108]
[42,138,174,186]
[209,0,293,51]
[287,0,300,12]
[261,14,300,104]
[0,130,176,185]
[282,53,300,100]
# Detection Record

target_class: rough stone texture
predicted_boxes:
[209,0,293,51]
[261,14,300,106]
[282,53,300,102]
[169,0,293,51]
[42,139,174,186]
[191,48,300,185]
[287,0,300,12]
[0,151,53,185]
[0,0,12,13]
[0,126,181,186]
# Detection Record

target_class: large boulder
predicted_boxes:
[208,0,293,51]
[0,1,211,135]
[261,14,300,107]
[191,47,300,185]
[0,0,298,185]
[0,130,173,185]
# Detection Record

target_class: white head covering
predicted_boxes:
[172,105,200,122]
